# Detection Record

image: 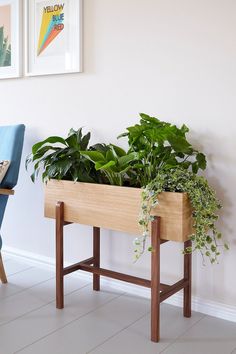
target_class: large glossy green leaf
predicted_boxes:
[32,146,60,161]
[167,134,192,153]
[180,124,189,134]
[139,113,162,126]
[163,156,178,168]
[106,149,116,162]
[27,127,100,183]
[95,160,116,171]
[117,132,128,139]
[67,128,82,142]
[47,160,73,178]
[91,143,110,153]
[80,151,106,163]
[80,132,91,150]
[196,153,207,170]
[65,133,78,148]
[32,136,67,154]
[118,152,139,168]
[110,144,126,157]
[126,124,145,136]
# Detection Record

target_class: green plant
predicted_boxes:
[27,114,227,264]
[135,168,227,263]
[0,26,11,67]
[26,128,102,183]
[118,113,206,187]
[81,144,139,186]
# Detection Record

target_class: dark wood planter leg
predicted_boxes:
[183,240,192,318]
[151,216,161,342]
[93,226,100,291]
[56,201,64,309]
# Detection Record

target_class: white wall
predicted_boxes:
[1,0,236,307]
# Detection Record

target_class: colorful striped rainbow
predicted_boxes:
[37,6,64,56]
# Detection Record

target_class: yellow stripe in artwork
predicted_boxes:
[37,12,51,54]
[37,7,63,54]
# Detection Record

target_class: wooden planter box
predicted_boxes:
[44,180,193,242]
[45,179,193,342]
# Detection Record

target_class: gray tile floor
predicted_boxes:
[0,256,236,354]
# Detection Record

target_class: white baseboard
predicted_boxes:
[2,246,236,323]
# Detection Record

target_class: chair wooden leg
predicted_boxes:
[183,240,192,318]
[0,252,7,284]
[151,216,161,342]
[56,201,64,309]
[93,226,100,291]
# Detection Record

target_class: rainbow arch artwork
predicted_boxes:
[37,3,65,56]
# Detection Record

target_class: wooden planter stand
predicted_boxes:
[54,207,191,343]
[45,180,192,342]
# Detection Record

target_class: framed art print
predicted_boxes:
[25,0,82,76]
[0,0,22,79]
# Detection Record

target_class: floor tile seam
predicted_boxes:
[122,290,151,304]
[158,314,207,354]
[0,283,91,329]
[86,311,150,354]
[13,292,125,354]
[6,266,34,277]
[0,275,56,301]
[0,301,56,330]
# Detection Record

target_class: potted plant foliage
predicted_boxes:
[26,114,227,263]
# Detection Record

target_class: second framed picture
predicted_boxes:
[0,0,22,79]
[25,0,83,76]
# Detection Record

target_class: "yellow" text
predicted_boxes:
[44,4,64,13]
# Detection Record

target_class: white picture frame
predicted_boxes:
[25,0,83,76]
[0,0,22,79]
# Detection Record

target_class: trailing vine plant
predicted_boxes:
[134,168,228,264]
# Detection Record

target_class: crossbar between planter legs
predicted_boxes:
[55,201,192,343]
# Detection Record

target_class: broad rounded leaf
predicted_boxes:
[118,152,139,168]
[110,144,126,157]
[80,151,106,163]
[167,134,192,153]
[95,160,116,171]
[196,153,207,170]
[32,136,66,154]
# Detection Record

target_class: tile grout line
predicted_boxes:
[6,266,34,278]
[86,310,151,354]
[159,314,207,354]
[3,263,205,353]
[0,282,91,329]
[86,307,207,354]
[3,257,223,354]
[0,274,56,301]
[13,291,126,354]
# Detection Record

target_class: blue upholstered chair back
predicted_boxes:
[0,124,25,249]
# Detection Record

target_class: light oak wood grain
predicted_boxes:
[44,180,193,242]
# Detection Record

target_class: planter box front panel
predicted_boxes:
[44,180,192,242]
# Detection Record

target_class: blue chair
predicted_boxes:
[0,124,25,283]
